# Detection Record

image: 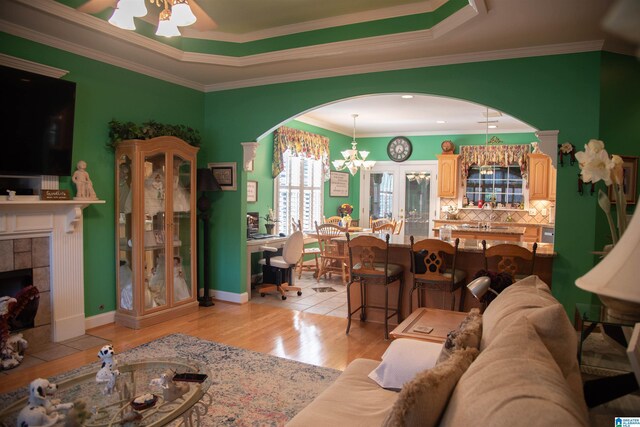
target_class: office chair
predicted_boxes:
[257,231,304,300]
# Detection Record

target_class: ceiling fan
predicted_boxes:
[77,0,217,34]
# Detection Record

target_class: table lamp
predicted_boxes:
[197,168,222,307]
[467,276,499,301]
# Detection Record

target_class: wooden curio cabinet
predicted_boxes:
[115,136,199,329]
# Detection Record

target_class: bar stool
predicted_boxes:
[409,236,466,312]
[345,233,404,339]
[482,240,538,280]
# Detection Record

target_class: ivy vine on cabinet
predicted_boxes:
[437,154,460,198]
[115,136,199,329]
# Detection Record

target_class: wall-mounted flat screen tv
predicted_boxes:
[0,65,76,176]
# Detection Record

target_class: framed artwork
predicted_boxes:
[247,180,258,203]
[609,155,638,205]
[330,171,349,197]
[208,162,237,191]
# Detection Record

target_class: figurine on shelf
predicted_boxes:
[144,170,165,216]
[530,141,542,154]
[119,261,133,310]
[6,189,16,200]
[119,163,132,214]
[72,160,98,200]
[96,344,120,395]
[173,162,191,212]
[17,378,74,427]
[148,255,166,306]
[173,257,190,301]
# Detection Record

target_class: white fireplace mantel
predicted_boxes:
[0,197,105,341]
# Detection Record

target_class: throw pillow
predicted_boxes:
[368,339,443,390]
[437,308,482,364]
[382,347,479,427]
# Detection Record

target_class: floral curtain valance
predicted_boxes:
[459,144,532,183]
[272,126,330,180]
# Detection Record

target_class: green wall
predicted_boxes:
[3,30,639,319]
[0,32,204,317]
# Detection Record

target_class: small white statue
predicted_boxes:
[17,378,73,427]
[96,344,120,394]
[149,370,189,402]
[173,256,190,301]
[6,189,16,200]
[72,160,97,200]
[530,141,542,154]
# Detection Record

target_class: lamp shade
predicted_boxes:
[197,168,222,192]
[109,6,136,30]
[467,276,492,301]
[170,0,197,26]
[576,207,640,304]
[156,9,181,37]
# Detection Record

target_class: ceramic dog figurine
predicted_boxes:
[96,344,120,394]
[17,378,73,427]
[150,370,189,402]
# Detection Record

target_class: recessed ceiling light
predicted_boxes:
[488,125,498,129]
[436,120,446,124]
[401,95,414,99]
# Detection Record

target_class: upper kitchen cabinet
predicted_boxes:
[528,153,550,200]
[437,154,460,198]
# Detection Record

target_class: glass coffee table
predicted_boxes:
[0,358,212,427]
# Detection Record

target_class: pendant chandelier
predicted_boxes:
[332,114,375,176]
[480,106,494,175]
[109,0,197,37]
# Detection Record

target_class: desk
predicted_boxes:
[390,308,467,343]
[246,235,315,299]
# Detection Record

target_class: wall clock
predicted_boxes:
[387,136,412,162]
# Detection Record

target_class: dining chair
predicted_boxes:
[370,218,393,229]
[372,222,396,234]
[291,218,321,278]
[323,216,343,225]
[257,231,304,300]
[393,219,404,235]
[482,240,538,280]
[345,233,404,339]
[409,236,467,312]
[314,221,349,284]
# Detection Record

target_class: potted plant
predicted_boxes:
[262,208,279,235]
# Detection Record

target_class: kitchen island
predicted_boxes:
[333,233,555,326]
[433,224,526,242]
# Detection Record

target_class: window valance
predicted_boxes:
[272,126,330,180]
[459,144,532,183]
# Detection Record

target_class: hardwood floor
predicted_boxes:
[0,301,390,395]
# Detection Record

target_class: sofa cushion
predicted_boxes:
[480,275,557,349]
[382,347,479,427]
[286,358,398,427]
[437,308,482,364]
[439,316,590,427]
[369,339,444,390]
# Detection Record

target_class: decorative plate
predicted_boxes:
[387,136,412,162]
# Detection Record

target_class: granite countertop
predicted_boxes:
[434,224,526,235]
[433,219,554,228]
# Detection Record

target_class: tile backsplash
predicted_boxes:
[440,198,554,224]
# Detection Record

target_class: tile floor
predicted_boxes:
[250,270,349,318]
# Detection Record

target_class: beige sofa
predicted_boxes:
[287,275,589,427]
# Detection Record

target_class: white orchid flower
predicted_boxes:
[576,147,613,185]
[586,139,605,153]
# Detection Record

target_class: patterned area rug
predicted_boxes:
[0,334,341,426]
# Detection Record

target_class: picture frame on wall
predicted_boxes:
[609,155,638,205]
[208,162,237,191]
[247,180,258,203]
[330,171,349,197]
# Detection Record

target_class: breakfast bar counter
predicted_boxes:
[332,234,555,325]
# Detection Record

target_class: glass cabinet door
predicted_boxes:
[143,153,168,310]
[171,155,193,303]
[117,155,133,311]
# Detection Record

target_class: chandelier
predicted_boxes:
[109,0,197,37]
[479,106,494,175]
[332,114,375,176]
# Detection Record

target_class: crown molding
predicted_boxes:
[295,116,348,136]
[0,53,68,77]
[184,0,447,43]
[0,19,205,91]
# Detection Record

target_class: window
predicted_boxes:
[465,165,524,206]
[276,149,323,234]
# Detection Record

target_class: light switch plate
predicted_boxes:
[541,208,548,216]
[529,208,536,216]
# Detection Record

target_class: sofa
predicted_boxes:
[287,275,589,427]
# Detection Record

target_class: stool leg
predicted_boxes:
[397,278,403,323]
[361,279,367,321]
[313,254,319,279]
[409,286,415,313]
[458,283,466,312]
[384,284,389,340]
[346,279,353,335]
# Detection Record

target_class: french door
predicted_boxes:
[360,161,439,237]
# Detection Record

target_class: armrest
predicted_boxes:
[260,245,278,252]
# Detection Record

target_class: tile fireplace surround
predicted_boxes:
[0,197,104,342]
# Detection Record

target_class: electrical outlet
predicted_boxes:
[541,208,548,216]
[528,208,536,216]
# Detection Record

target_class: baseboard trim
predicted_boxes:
[211,290,249,304]
[85,311,116,330]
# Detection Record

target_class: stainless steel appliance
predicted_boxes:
[541,226,555,244]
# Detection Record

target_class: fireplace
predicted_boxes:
[0,268,38,330]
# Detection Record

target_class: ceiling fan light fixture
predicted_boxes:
[170,0,197,26]
[119,0,147,18]
[108,6,136,30]
[156,8,181,37]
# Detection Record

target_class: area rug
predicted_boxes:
[0,333,341,426]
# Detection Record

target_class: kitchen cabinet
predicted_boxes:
[548,165,557,201]
[437,154,459,198]
[529,153,550,200]
[115,136,199,329]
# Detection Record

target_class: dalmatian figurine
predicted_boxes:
[17,378,73,427]
[96,344,120,394]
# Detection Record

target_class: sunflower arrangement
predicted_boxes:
[338,203,353,216]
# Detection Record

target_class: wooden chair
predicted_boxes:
[346,233,404,339]
[257,231,304,300]
[372,222,396,234]
[393,219,404,235]
[291,218,320,278]
[482,240,538,280]
[314,221,349,284]
[370,218,393,229]
[409,237,467,312]
[324,216,343,225]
